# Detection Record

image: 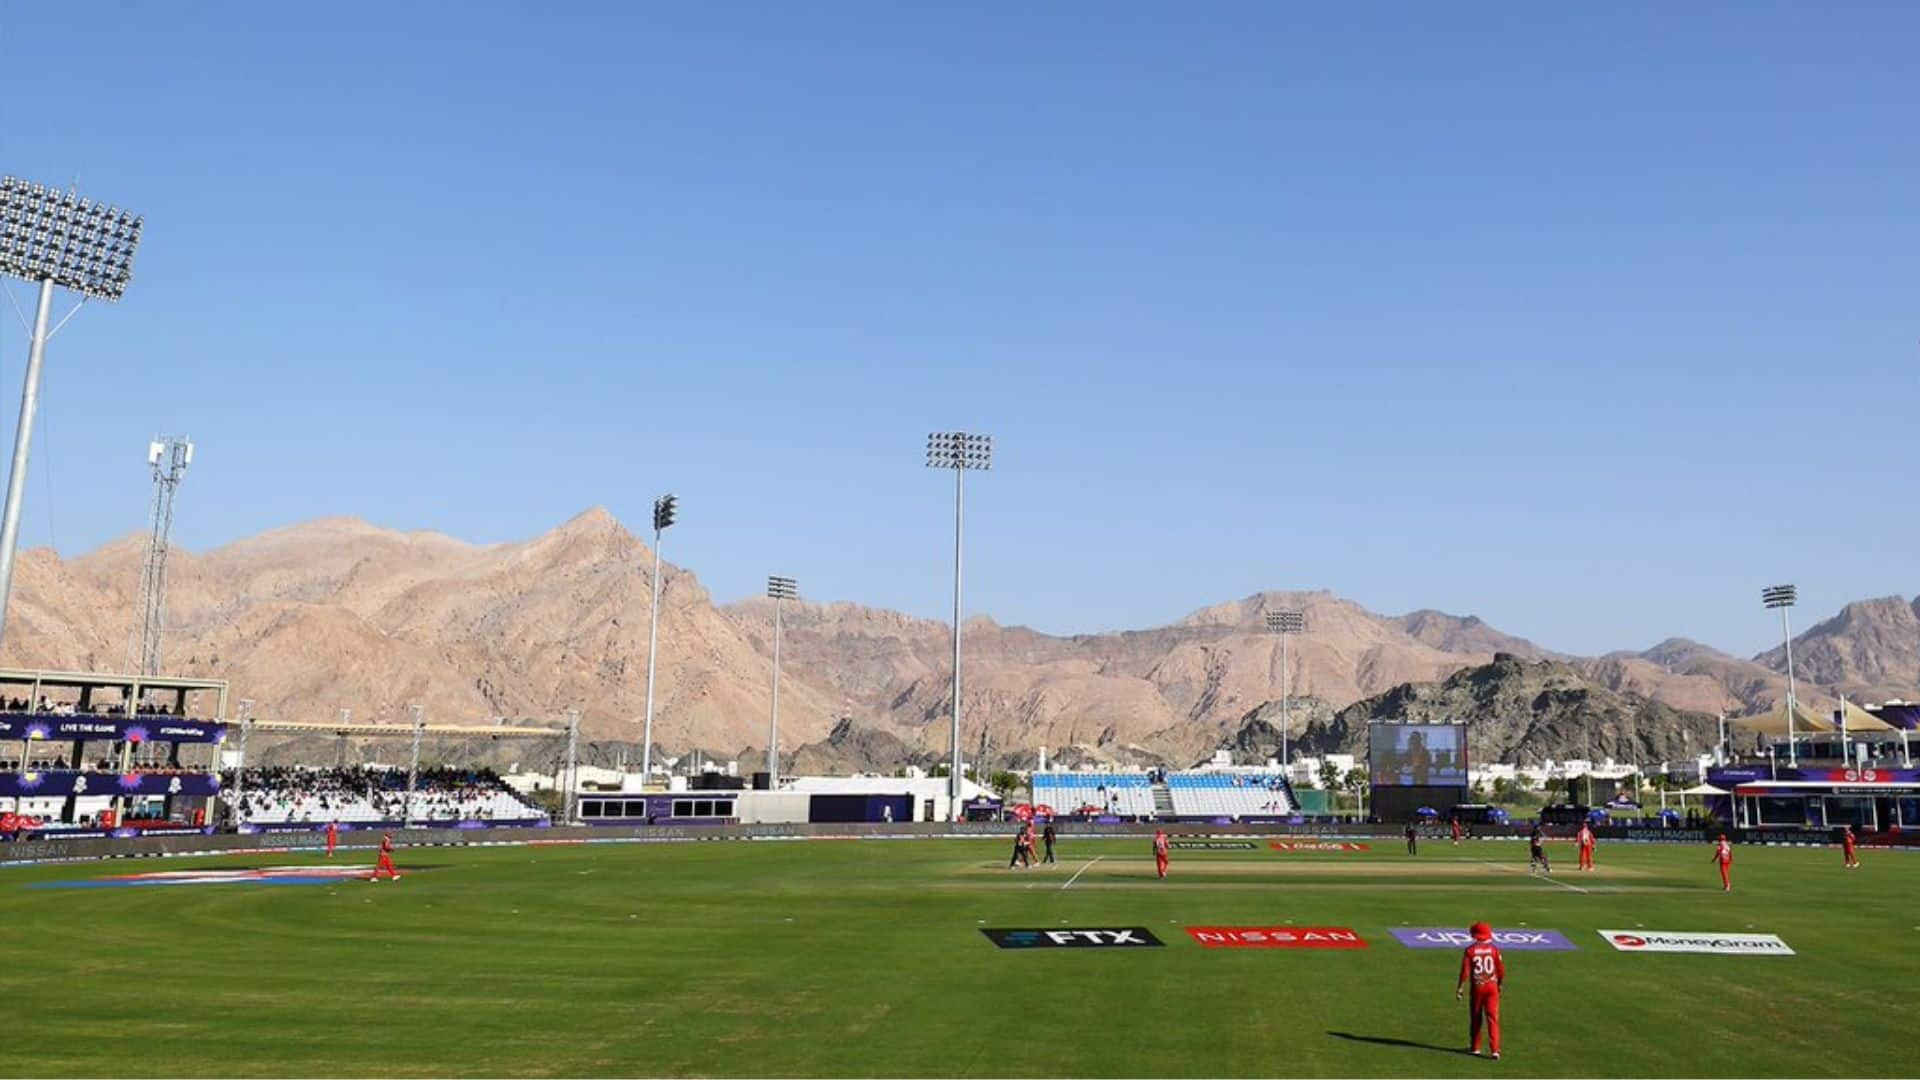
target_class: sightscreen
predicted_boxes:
[1369,723,1468,787]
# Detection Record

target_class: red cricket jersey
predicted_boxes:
[1460,942,1504,992]
[381,835,394,854]
[1714,839,1732,864]
[1153,834,1169,856]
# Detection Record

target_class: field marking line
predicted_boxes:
[1062,856,1104,890]
[1482,860,1587,894]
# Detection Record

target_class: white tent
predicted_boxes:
[1663,781,1729,819]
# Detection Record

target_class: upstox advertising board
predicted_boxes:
[1392,928,1576,951]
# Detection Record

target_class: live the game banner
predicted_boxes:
[0,715,228,744]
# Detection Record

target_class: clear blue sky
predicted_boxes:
[1,3,1913,658]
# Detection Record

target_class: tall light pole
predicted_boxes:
[1266,610,1306,768]
[131,436,194,675]
[640,493,677,784]
[926,431,991,813]
[230,698,255,827]
[766,575,797,788]
[562,708,581,825]
[0,177,144,652]
[404,703,424,828]
[1762,584,1798,768]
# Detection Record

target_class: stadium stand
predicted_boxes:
[1165,771,1297,817]
[219,765,546,825]
[1029,772,1156,817]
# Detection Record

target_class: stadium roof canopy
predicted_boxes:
[1730,702,1836,736]
[1836,700,1896,732]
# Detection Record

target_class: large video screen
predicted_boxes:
[1369,723,1468,787]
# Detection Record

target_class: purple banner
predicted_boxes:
[1711,765,1920,786]
[1868,704,1920,730]
[1391,927,1577,951]
[0,714,228,744]
[235,818,548,835]
[0,772,220,798]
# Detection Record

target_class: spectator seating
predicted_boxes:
[219,765,546,825]
[1165,771,1297,817]
[1030,772,1156,817]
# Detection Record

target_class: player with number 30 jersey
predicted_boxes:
[1457,922,1505,1059]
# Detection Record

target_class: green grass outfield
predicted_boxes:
[0,834,1908,1077]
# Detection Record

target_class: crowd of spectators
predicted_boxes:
[2,697,194,717]
[219,765,545,825]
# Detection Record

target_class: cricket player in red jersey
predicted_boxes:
[369,832,402,882]
[1450,816,1463,845]
[1576,822,1595,871]
[1456,921,1504,1059]
[1712,833,1733,892]
[1152,828,1170,880]
[325,819,339,858]
[1840,825,1859,869]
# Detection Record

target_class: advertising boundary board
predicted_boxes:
[1597,930,1794,956]
[981,927,1162,949]
[1391,928,1577,951]
[1186,926,1366,949]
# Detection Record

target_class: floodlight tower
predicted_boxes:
[766,575,797,788]
[1762,584,1799,767]
[1266,609,1307,767]
[0,177,145,651]
[925,431,991,812]
[640,493,677,783]
[130,436,194,675]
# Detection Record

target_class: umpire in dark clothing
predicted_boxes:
[1405,821,1418,855]
[1042,822,1057,864]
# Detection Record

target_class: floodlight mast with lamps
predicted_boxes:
[1265,610,1306,768]
[925,431,991,812]
[0,177,145,651]
[640,494,677,784]
[766,575,797,788]
[1762,584,1799,767]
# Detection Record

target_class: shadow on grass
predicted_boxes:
[1327,1030,1470,1056]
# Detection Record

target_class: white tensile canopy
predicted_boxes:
[1836,700,1896,733]
[1730,702,1836,736]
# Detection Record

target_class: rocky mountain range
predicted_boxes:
[1292,654,1722,768]
[3,509,1910,770]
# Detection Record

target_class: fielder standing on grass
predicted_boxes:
[1576,820,1595,872]
[326,819,339,858]
[1841,824,1859,869]
[1153,827,1170,879]
[1405,820,1418,855]
[370,831,402,882]
[1712,833,1734,892]
[1456,921,1504,1060]
[1042,820,1057,865]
